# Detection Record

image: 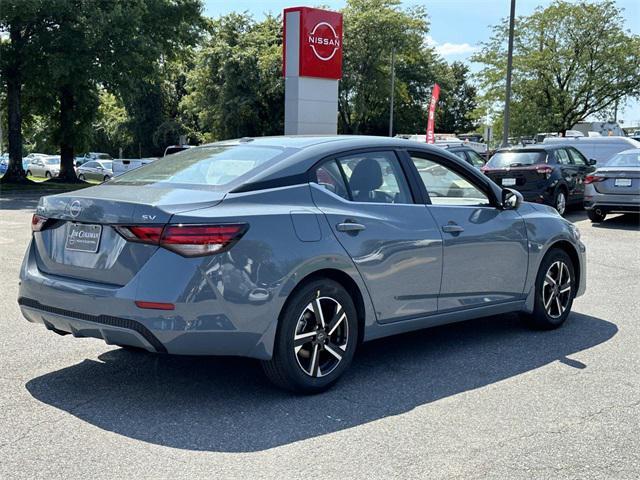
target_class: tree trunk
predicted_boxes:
[1,25,27,183]
[57,85,79,182]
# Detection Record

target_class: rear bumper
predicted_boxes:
[18,240,282,359]
[19,297,164,352]
[584,190,640,213]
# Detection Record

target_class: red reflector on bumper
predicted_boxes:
[135,301,175,310]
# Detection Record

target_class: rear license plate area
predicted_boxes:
[502,178,517,186]
[65,223,102,253]
[614,178,632,187]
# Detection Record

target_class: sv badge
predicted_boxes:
[142,214,157,221]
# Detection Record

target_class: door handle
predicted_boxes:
[442,224,464,234]
[336,221,366,233]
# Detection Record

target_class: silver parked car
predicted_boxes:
[584,148,640,222]
[76,160,113,182]
[25,155,60,178]
[19,136,586,393]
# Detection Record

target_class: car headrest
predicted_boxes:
[349,159,383,194]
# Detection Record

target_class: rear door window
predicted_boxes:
[555,149,571,165]
[336,151,412,204]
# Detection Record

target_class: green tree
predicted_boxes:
[474,0,640,137]
[181,13,283,141]
[0,0,44,182]
[339,0,446,135]
[436,62,479,134]
[1,0,203,182]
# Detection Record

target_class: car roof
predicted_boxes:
[543,136,639,145]
[194,135,463,192]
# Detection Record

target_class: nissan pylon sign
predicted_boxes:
[283,7,343,135]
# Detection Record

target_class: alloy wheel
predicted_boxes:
[542,261,572,319]
[293,296,349,378]
[555,191,566,215]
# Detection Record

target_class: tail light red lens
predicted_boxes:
[534,164,553,175]
[115,225,164,243]
[584,175,605,185]
[115,223,248,257]
[31,214,48,232]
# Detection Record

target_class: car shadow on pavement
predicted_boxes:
[25,311,616,453]
[591,213,640,231]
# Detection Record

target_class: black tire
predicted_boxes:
[552,187,568,215]
[524,248,575,330]
[587,208,606,223]
[78,174,85,181]
[262,278,358,394]
[26,170,32,177]
[45,171,52,178]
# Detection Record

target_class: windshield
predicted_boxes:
[607,150,640,168]
[111,144,290,188]
[488,151,545,168]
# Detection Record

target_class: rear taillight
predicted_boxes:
[31,214,48,232]
[534,164,553,175]
[115,223,248,257]
[584,175,605,185]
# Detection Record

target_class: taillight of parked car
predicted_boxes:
[114,223,248,257]
[584,175,606,185]
[534,164,553,178]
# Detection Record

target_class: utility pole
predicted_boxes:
[389,47,396,137]
[502,0,516,147]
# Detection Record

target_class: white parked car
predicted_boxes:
[543,136,640,165]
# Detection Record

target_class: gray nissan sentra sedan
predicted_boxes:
[19,136,586,393]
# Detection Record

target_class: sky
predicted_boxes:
[203,0,640,127]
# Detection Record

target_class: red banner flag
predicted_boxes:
[425,83,440,144]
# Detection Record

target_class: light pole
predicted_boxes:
[502,0,516,147]
[389,47,396,137]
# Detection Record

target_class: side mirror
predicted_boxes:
[502,188,523,210]
[588,159,597,166]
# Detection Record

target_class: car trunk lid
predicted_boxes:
[589,167,640,195]
[33,185,226,285]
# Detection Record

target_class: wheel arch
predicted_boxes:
[546,240,581,293]
[279,268,368,346]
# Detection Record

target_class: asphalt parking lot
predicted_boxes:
[0,193,638,479]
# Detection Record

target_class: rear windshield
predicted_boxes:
[111,145,290,188]
[488,151,545,168]
[607,151,640,167]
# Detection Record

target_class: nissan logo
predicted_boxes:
[69,201,82,218]
[308,22,340,61]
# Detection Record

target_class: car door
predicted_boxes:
[406,151,529,312]
[310,150,443,323]
[31,159,44,176]
[555,148,580,200]
[567,147,593,199]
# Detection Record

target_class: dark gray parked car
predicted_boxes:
[483,145,596,215]
[19,136,586,393]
